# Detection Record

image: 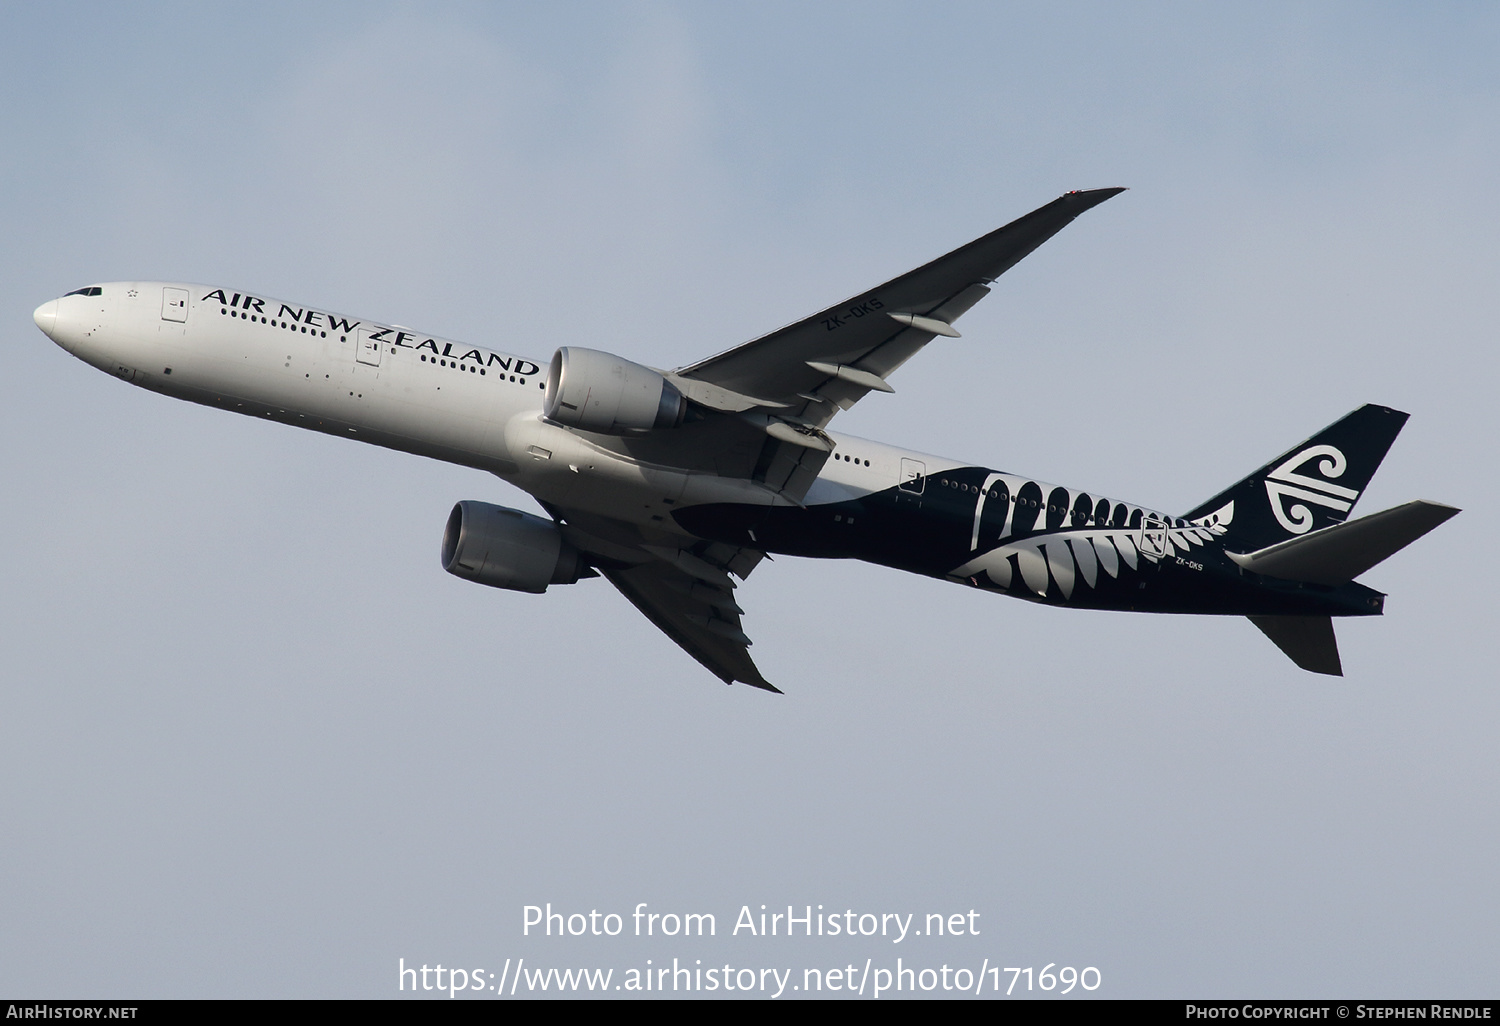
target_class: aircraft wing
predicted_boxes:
[546,504,779,691]
[587,188,1124,506]
[601,560,778,692]
[544,190,1125,681]
[672,187,1124,430]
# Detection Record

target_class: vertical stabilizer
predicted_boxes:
[1184,405,1408,552]
[1248,615,1343,676]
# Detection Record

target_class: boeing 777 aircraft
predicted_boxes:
[33,189,1458,691]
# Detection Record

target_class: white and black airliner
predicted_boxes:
[33,189,1458,690]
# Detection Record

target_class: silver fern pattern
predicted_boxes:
[950,494,1235,600]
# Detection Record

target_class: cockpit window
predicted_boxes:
[64,286,103,297]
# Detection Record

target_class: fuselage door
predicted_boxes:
[1139,512,1170,561]
[899,458,926,494]
[356,328,382,367]
[161,287,188,323]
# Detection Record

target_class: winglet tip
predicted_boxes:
[1061,187,1128,213]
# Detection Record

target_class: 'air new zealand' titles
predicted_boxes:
[33,189,1459,690]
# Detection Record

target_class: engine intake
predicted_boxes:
[543,346,686,434]
[441,501,591,593]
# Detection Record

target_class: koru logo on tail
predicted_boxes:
[1264,445,1357,534]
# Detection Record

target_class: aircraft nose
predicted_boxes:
[33,299,59,340]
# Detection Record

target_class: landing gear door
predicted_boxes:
[356,328,382,367]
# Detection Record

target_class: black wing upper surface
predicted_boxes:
[673,188,1124,429]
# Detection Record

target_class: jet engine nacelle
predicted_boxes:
[441,501,591,593]
[543,346,686,434]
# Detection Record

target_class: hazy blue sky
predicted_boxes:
[3,2,1497,999]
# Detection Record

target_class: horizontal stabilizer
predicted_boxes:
[1228,500,1459,585]
[1249,615,1343,676]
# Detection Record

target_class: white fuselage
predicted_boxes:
[34,282,970,533]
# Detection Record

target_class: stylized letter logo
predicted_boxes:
[1264,444,1356,534]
